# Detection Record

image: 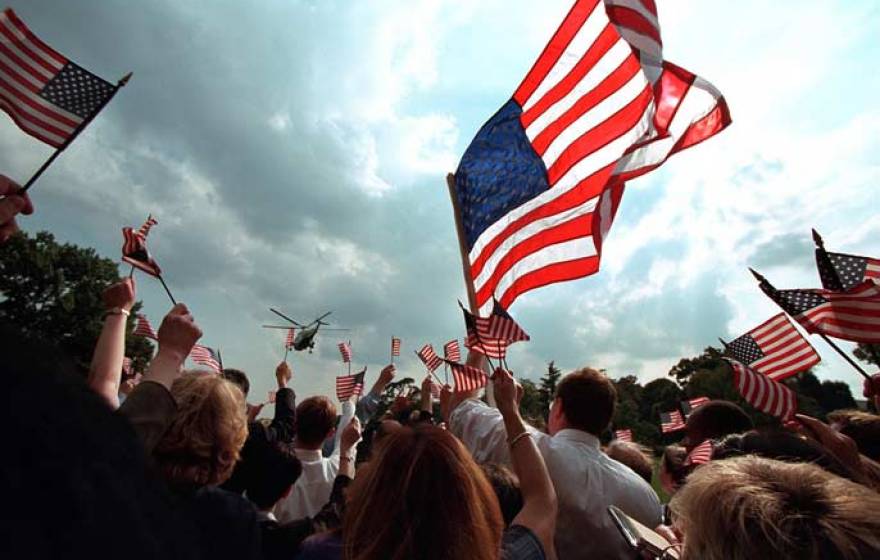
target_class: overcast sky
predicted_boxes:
[4,0,878,410]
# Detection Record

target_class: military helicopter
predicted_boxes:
[262,309,350,353]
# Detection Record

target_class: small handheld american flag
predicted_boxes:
[724,313,820,381]
[660,410,686,433]
[338,342,352,363]
[813,230,880,292]
[417,344,443,372]
[684,440,713,466]
[725,358,797,421]
[122,215,162,277]
[443,339,461,363]
[133,314,157,339]
[191,344,222,373]
[391,337,401,357]
[449,361,488,393]
[285,328,296,349]
[614,429,633,443]
[336,369,366,401]
[680,396,710,419]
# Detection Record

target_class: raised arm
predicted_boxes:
[267,361,296,443]
[356,364,395,423]
[494,368,558,560]
[87,278,136,408]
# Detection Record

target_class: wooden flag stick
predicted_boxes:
[21,73,132,193]
[157,275,177,305]
[348,340,352,376]
[217,348,224,372]
[390,335,394,365]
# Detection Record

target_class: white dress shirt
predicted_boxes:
[276,400,354,522]
[450,399,662,560]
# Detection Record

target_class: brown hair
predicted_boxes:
[607,441,654,484]
[343,425,503,560]
[555,368,616,435]
[295,396,337,448]
[827,409,880,461]
[154,372,248,487]
[683,400,752,449]
[670,456,880,560]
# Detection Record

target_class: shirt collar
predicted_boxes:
[293,447,324,461]
[553,429,600,448]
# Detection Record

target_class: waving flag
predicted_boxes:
[726,358,797,421]
[336,369,366,401]
[443,339,461,363]
[660,410,685,433]
[755,271,880,344]
[725,313,820,381]
[417,344,443,372]
[614,429,633,442]
[191,345,221,373]
[462,306,508,359]
[680,396,710,418]
[338,342,352,363]
[450,361,488,393]
[0,9,118,147]
[684,440,713,466]
[453,0,730,315]
[285,328,296,349]
[122,215,162,277]
[485,300,530,343]
[813,232,880,291]
[391,337,401,357]
[133,314,157,339]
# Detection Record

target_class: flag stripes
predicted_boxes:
[336,370,365,401]
[726,313,821,381]
[417,344,443,372]
[614,429,633,442]
[761,280,880,344]
[684,440,713,466]
[456,0,729,315]
[443,339,461,363]
[0,9,115,147]
[338,342,352,363]
[449,361,488,393]
[191,345,221,373]
[391,337,401,357]
[133,314,157,339]
[680,396,710,418]
[285,328,295,349]
[726,358,797,421]
[660,410,685,433]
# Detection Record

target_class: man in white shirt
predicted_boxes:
[276,396,354,522]
[449,366,662,560]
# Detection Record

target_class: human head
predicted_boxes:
[670,456,880,560]
[659,444,691,495]
[827,410,880,461]
[480,463,523,527]
[220,368,250,398]
[607,441,654,484]
[246,444,302,511]
[344,425,503,560]
[295,396,337,449]
[154,372,248,487]
[548,367,615,436]
[681,400,752,450]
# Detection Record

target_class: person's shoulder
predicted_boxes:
[193,486,259,519]
[502,525,546,560]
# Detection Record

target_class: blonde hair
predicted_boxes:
[671,456,880,560]
[154,371,248,487]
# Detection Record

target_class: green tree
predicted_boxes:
[853,343,880,369]
[667,346,726,384]
[0,231,153,373]
[518,378,545,427]
[817,380,857,412]
[538,361,562,420]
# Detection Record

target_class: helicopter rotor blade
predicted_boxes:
[315,311,333,324]
[262,325,293,330]
[318,328,351,332]
[270,308,303,327]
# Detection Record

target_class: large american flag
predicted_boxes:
[450,361,488,393]
[191,344,221,373]
[816,248,880,292]
[680,396,710,418]
[660,410,685,433]
[0,9,117,147]
[336,369,366,401]
[417,344,444,372]
[725,313,820,381]
[443,339,461,363]
[133,314,157,339]
[758,278,880,344]
[453,0,730,315]
[338,342,352,363]
[725,358,797,421]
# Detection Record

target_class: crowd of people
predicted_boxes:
[3,180,880,559]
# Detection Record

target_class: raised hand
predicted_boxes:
[0,175,33,243]
[492,368,521,417]
[102,277,136,312]
[340,416,362,454]
[157,303,202,363]
[275,361,292,388]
